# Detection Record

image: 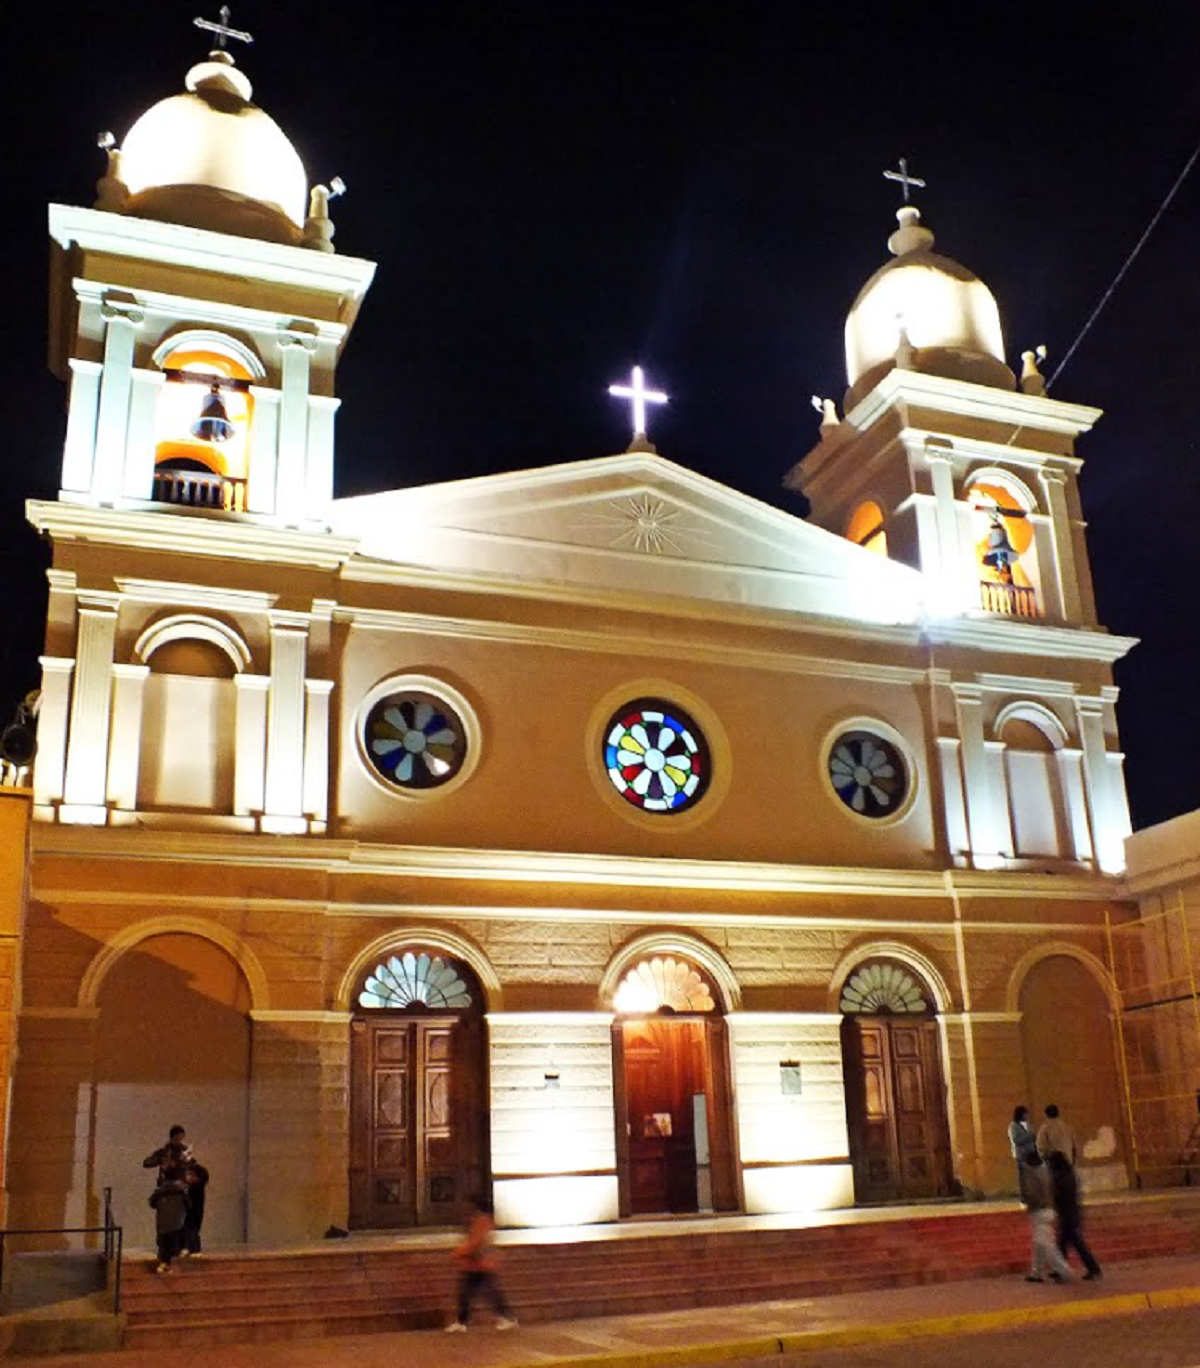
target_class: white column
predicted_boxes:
[1039,468,1083,622]
[61,597,119,822]
[246,386,281,515]
[233,674,270,818]
[1075,696,1130,873]
[91,299,144,503]
[304,396,340,525]
[61,359,102,493]
[275,331,316,526]
[303,680,334,827]
[262,619,309,833]
[952,685,1003,868]
[33,657,75,810]
[122,369,167,500]
[1057,747,1095,863]
[925,446,966,613]
[936,735,971,863]
[106,663,149,811]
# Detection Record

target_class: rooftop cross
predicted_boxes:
[883,157,926,204]
[194,5,253,50]
[608,365,668,440]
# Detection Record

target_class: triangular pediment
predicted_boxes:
[331,451,925,624]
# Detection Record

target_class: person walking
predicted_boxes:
[1049,1150,1102,1280]
[445,1197,517,1333]
[1021,1151,1071,1283]
[1037,1104,1078,1165]
[1008,1105,1038,1200]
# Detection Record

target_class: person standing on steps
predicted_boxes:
[445,1196,517,1333]
[1008,1104,1039,1200]
[148,1160,190,1275]
[180,1159,209,1258]
[143,1124,191,1178]
[1049,1150,1103,1280]
[1021,1151,1072,1284]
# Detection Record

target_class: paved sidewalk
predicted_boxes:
[8,1252,1200,1368]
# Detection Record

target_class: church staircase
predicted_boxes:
[119,1192,1200,1348]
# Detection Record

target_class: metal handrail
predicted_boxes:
[0,1221,124,1316]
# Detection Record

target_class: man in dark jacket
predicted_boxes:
[181,1162,209,1257]
[1048,1150,1102,1280]
[149,1165,189,1274]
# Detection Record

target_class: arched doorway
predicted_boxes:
[94,933,251,1244]
[611,955,737,1216]
[1019,954,1126,1185]
[349,949,488,1229]
[839,958,954,1203]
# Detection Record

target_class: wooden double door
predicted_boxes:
[349,1013,487,1228]
[615,1016,738,1216]
[842,1014,954,1203]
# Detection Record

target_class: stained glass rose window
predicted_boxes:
[604,699,709,813]
[364,691,467,790]
[828,730,907,818]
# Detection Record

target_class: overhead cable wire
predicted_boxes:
[1047,135,1200,391]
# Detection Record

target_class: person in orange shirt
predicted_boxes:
[445,1196,517,1333]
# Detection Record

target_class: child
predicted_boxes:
[180,1161,209,1258]
[445,1197,516,1333]
[1022,1151,1071,1283]
[1049,1150,1102,1280]
[149,1165,190,1275]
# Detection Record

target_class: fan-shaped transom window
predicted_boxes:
[613,956,716,1014]
[840,961,931,1015]
[359,952,474,1010]
[364,690,468,791]
[828,730,907,819]
[604,699,710,814]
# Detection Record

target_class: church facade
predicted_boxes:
[5,27,1140,1244]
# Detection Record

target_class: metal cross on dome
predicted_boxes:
[194,6,253,49]
[883,157,926,204]
[608,365,668,439]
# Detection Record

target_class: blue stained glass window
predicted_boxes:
[828,730,907,818]
[604,699,710,814]
[365,691,467,790]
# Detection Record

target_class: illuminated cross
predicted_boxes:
[608,365,668,440]
[194,6,253,49]
[883,157,926,204]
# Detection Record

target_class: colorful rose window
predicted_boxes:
[364,691,467,790]
[828,730,907,818]
[604,700,709,813]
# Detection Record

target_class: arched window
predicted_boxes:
[613,955,717,1014]
[839,959,932,1015]
[153,340,257,512]
[846,500,888,557]
[137,635,237,814]
[358,951,476,1010]
[966,475,1042,618]
[1001,708,1070,860]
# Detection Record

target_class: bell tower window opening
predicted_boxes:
[846,500,888,557]
[153,346,255,512]
[967,478,1042,619]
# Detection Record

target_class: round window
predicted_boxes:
[827,729,907,819]
[363,690,468,791]
[604,699,710,813]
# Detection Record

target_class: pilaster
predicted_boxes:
[262,617,309,834]
[91,298,144,503]
[304,395,340,525]
[1039,468,1083,623]
[61,359,102,494]
[951,685,1003,868]
[33,657,74,812]
[233,674,270,818]
[106,663,150,811]
[303,679,334,828]
[246,386,281,515]
[61,596,120,823]
[1075,695,1131,873]
[276,329,315,525]
[122,368,168,500]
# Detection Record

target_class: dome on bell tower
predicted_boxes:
[109,42,308,247]
[843,205,1015,412]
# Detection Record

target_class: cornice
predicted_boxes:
[30,826,1127,902]
[27,499,359,572]
[925,616,1137,664]
[49,204,376,316]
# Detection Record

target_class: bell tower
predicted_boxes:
[787,174,1133,875]
[46,11,374,529]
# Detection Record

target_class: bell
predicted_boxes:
[191,384,235,443]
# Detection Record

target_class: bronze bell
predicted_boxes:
[191,383,235,443]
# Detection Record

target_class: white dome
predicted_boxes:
[118,55,308,245]
[844,207,1013,410]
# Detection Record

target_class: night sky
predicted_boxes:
[4,1,1199,833]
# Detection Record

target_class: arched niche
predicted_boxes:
[964,468,1044,619]
[996,703,1074,860]
[845,499,888,557]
